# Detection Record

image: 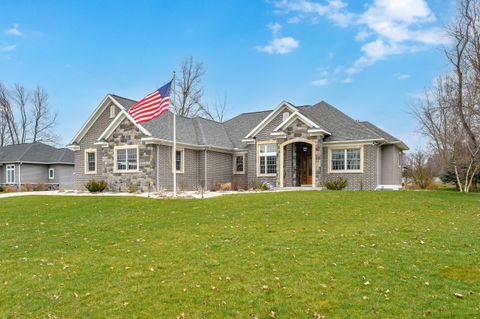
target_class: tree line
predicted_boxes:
[413,0,480,192]
[0,82,58,146]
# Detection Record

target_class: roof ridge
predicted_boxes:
[17,142,37,161]
[192,118,207,145]
[110,94,138,103]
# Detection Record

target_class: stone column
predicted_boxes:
[315,136,323,187]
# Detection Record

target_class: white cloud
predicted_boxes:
[398,74,411,80]
[288,16,301,24]
[268,22,283,35]
[274,0,354,27]
[355,29,371,42]
[0,44,16,52]
[256,37,300,54]
[5,23,23,37]
[271,0,449,80]
[311,78,329,86]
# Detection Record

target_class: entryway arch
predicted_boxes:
[279,137,316,187]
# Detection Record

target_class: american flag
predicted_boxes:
[129,81,172,124]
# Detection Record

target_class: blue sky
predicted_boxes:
[0,0,455,148]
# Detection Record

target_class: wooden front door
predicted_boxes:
[299,152,313,185]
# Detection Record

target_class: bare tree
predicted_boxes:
[173,56,205,117]
[0,82,19,144]
[413,0,480,192]
[0,109,8,146]
[11,84,30,143]
[201,94,228,122]
[404,149,436,189]
[31,86,58,143]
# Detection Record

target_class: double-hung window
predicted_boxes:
[85,149,96,174]
[175,150,184,173]
[258,143,277,175]
[330,148,362,172]
[115,146,138,172]
[233,155,245,174]
[6,164,15,184]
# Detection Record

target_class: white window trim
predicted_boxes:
[175,149,185,174]
[48,168,55,180]
[327,145,364,173]
[6,164,15,184]
[110,104,116,118]
[233,154,245,175]
[114,145,140,173]
[256,140,277,177]
[84,148,97,174]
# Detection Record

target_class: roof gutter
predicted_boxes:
[141,137,247,154]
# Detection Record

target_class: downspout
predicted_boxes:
[204,149,208,192]
[18,162,22,191]
[156,145,160,191]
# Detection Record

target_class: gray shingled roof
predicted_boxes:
[0,142,74,164]
[108,94,406,150]
[110,95,137,110]
[359,121,400,143]
[297,101,381,142]
[224,110,271,148]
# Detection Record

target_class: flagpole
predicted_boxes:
[172,72,177,198]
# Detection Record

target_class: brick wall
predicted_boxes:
[74,103,115,189]
[322,144,379,190]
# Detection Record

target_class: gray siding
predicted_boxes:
[19,164,48,184]
[49,164,74,189]
[381,145,402,185]
[74,104,116,189]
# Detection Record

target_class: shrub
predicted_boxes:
[220,182,232,191]
[404,150,436,190]
[4,185,17,193]
[250,181,270,191]
[0,185,4,192]
[324,177,348,190]
[85,180,107,193]
[21,183,34,192]
[36,183,47,191]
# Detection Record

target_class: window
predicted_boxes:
[48,168,55,180]
[84,149,97,174]
[6,164,15,184]
[330,148,362,172]
[115,146,138,172]
[175,150,184,173]
[258,143,277,175]
[110,104,116,118]
[234,155,245,174]
[282,111,290,122]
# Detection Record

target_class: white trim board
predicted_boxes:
[244,101,297,139]
[70,94,151,144]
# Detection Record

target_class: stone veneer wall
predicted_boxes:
[103,118,156,192]
[276,119,324,187]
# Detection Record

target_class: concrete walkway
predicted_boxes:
[0,188,306,200]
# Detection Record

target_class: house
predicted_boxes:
[0,142,74,190]
[68,94,408,192]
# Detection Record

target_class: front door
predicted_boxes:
[299,152,313,185]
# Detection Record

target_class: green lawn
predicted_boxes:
[0,191,479,318]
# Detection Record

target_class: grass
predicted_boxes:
[0,191,479,318]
